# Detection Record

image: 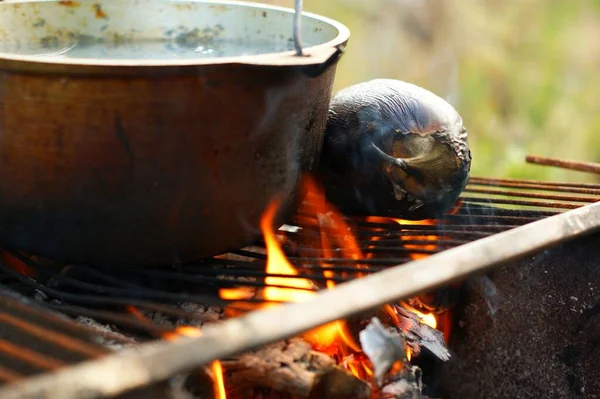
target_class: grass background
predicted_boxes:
[263,0,600,183]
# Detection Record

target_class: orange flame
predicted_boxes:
[364,216,442,261]
[302,177,365,286]
[261,200,315,303]
[384,303,437,361]
[219,197,354,352]
[392,218,439,261]
[211,359,227,399]
[218,178,445,380]
[405,305,438,329]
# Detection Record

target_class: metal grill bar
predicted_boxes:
[468,176,600,190]
[0,366,22,383]
[463,186,600,203]
[460,197,583,209]
[0,199,565,345]
[0,313,104,358]
[0,164,597,389]
[0,293,110,381]
[526,154,600,174]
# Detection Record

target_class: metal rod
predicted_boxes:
[444,213,542,223]
[468,176,600,189]
[0,262,225,306]
[0,366,22,383]
[467,180,600,196]
[452,205,558,217]
[463,187,600,203]
[0,312,105,358]
[0,265,227,307]
[2,202,599,399]
[0,339,64,371]
[41,305,172,338]
[461,197,581,209]
[526,154,600,175]
[293,0,304,56]
[0,292,138,346]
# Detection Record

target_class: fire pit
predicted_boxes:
[0,1,598,398]
[0,157,598,399]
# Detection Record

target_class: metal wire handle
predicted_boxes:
[294,0,304,56]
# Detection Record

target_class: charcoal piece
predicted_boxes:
[223,338,370,399]
[179,367,217,399]
[359,317,406,386]
[308,367,372,399]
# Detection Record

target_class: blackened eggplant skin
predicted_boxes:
[316,79,472,220]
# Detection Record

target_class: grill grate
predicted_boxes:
[0,175,598,385]
[0,292,115,382]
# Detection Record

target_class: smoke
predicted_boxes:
[236,72,310,238]
[466,275,503,317]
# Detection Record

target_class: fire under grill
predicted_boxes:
[0,156,599,399]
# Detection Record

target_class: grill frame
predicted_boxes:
[0,171,598,398]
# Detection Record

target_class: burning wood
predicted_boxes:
[0,177,457,399]
[393,306,450,362]
[164,181,450,398]
[358,317,448,399]
[223,338,370,399]
[214,181,451,398]
[2,171,598,399]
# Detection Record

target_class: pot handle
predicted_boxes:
[235,43,346,72]
[297,44,345,78]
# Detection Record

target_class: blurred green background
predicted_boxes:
[265,0,600,183]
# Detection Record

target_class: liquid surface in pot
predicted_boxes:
[0,37,309,59]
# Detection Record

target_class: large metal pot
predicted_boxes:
[0,0,349,265]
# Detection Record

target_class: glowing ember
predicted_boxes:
[163,325,203,341]
[125,305,146,321]
[219,286,255,301]
[0,250,38,278]
[385,303,438,360]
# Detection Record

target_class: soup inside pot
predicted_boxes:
[0,0,341,61]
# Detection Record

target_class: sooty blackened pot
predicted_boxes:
[0,0,349,265]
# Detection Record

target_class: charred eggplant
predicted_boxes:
[316,79,471,219]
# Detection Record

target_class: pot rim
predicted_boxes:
[0,0,350,72]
